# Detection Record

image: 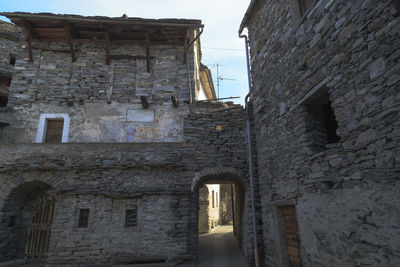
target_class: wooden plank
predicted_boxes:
[145,30,150,72]
[110,55,153,60]
[183,28,188,64]
[24,20,33,63]
[64,22,76,62]
[105,30,110,65]
[45,120,64,143]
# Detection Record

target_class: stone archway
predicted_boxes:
[0,181,55,262]
[188,166,249,263]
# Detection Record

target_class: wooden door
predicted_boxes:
[281,205,303,267]
[25,196,55,259]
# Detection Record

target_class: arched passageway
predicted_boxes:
[0,181,54,263]
[189,170,249,266]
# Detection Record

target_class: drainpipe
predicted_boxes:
[239,33,260,267]
[186,27,204,112]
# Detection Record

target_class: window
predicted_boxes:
[8,216,17,227]
[321,101,340,144]
[212,190,215,208]
[9,55,16,65]
[44,119,64,143]
[125,208,137,227]
[78,208,89,228]
[36,114,70,143]
[216,192,218,207]
[0,76,11,107]
[304,88,339,151]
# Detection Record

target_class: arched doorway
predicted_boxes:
[0,181,55,262]
[191,169,249,266]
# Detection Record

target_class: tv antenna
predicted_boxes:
[208,62,236,99]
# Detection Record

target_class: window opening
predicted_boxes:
[8,216,17,227]
[304,89,339,150]
[322,101,339,144]
[9,55,16,65]
[212,190,215,208]
[0,76,11,107]
[78,208,89,228]
[125,208,137,227]
[45,119,64,143]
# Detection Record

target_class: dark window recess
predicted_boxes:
[322,101,340,144]
[8,216,17,227]
[0,76,11,107]
[297,0,313,17]
[78,208,89,228]
[305,89,339,150]
[125,208,137,227]
[280,205,303,267]
[45,119,64,143]
[9,56,16,65]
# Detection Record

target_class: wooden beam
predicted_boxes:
[23,20,33,63]
[64,22,76,62]
[110,55,154,60]
[183,28,189,64]
[105,31,110,65]
[145,30,150,73]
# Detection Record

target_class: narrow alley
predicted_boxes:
[182,225,248,267]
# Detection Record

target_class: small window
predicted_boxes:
[125,208,137,227]
[78,208,89,228]
[9,55,16,66]
[216,192,218,207]
[304,89,339,151]
[321,101,340,144]
[0,76,11,107]
[45,119,64,143]
[8,216,17,227]
[212,190,215,208]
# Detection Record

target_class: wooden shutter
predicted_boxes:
[45,120,64,143]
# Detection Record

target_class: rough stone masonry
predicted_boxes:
[241,0,400,266]
[0,13,260,266]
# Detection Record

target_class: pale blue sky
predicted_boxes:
[0,0,250,104]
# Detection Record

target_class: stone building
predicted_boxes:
[240,0,400,266]
[198,184,220,233]
[0,12,258,266]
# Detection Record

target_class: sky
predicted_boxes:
[0,0,251,104]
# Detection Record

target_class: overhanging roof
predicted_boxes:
[239,0,262,34]
[1,12,203,44]
[1,12,204,70]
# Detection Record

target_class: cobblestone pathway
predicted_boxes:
[180,225,248,267]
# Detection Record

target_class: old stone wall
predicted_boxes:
[0,21,19,76]
[0,104,256,265]
[0,28,195,143]
[198,185,209,234]
[246,0,400,266]
[220,184,233,225]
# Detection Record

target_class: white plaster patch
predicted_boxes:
[35,113,70,143]
[126,109,155,122]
